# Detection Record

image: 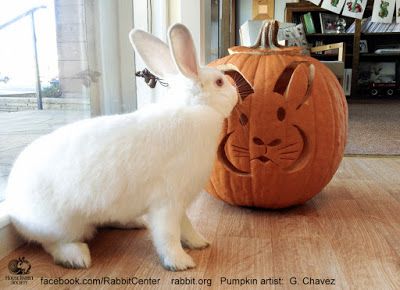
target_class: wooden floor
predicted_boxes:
[0,157,399,289]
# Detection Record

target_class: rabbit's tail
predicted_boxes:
[10,207,96,247]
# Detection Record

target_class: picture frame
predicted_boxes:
[359,40,368,53]
[358,62,397,86]
[319,13,339,34]
[252,0,274,20]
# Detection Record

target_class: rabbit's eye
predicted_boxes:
[277,107,286,121]
[215,78,224,87]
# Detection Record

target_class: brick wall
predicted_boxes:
[54,0,90,101]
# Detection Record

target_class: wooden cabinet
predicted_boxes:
[285,1,400,97]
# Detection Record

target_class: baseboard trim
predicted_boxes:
[0,223,24,260]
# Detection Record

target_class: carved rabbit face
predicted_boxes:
[219,61,316,176]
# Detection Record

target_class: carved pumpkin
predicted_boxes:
[207,21,348,208]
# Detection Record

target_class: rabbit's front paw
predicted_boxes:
[182,234,210,250]
[181,214,210,249]
[161,251,196,271]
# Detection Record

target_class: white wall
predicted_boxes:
[168,0,209,65]
[275,0,285,22]
[237,0,289,26]
[236,0,253,28]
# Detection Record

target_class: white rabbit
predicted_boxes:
[5,23,240,271]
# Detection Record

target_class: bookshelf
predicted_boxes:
[285,1,400,97]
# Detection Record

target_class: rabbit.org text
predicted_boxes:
[171,277,212,287]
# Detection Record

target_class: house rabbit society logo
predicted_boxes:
[8,257,31,275]
[5,257,33,285]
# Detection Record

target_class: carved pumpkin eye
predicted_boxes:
[239,113,248,126]
[215,78,224,87]
[277,107,286,121]
[253,137,264,145]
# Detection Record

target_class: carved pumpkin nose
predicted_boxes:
[253,137,282,147]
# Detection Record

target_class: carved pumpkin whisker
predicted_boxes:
[232,150,249,155]
[279,150,299,155]
[233,154,249,158]
[277,142,300,150]
[280,157,296,160]
[231,144,249,150]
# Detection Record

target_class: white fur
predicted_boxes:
[5,23,237,271]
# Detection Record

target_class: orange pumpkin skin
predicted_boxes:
[206,27,348,208]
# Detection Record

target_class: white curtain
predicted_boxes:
[132,0,169,108]
[84,0,137,116]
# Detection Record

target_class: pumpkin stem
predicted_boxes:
[250,20,284,49]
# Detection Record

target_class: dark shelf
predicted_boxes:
[306,32,400,37]
[306,33,355,37]
[362,32,400,36]
[311,53,354,58]
[360,53,400,57]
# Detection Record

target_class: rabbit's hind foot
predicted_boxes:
[43,242,91,269]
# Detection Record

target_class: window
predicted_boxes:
[0,0,141,203]
[0,0,88,203]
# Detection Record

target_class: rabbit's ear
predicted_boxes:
[168,23,199,81]
[273,61,315,109]
[129,29,178,78]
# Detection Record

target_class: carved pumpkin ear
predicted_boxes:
[217,64,254,101]
[273,61,315,109]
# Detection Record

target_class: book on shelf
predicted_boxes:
[301,12,316,34]
[374,48,400,54]
[343,69,352,96]
[349,16,400,33]
[346,21,355,33]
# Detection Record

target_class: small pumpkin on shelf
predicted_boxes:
[207,20,348,209]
